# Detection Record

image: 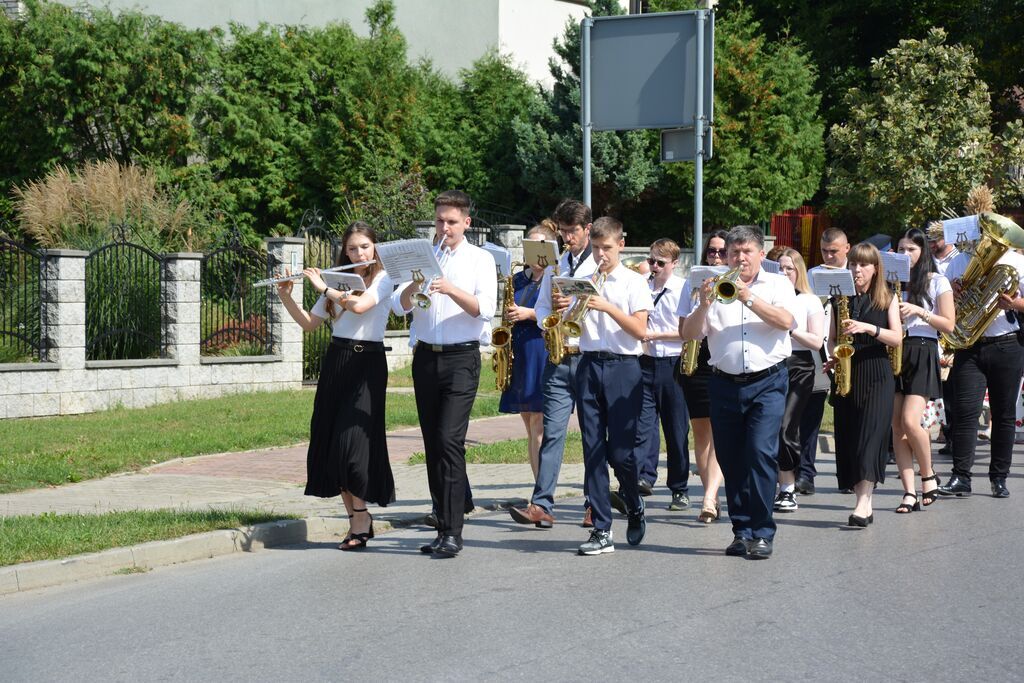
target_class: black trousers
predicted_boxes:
[412,345,481,536]
[950,335,1024,480]
[798,391,825,482]
[779,351,815,472]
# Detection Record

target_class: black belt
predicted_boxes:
[331,337,386,352]
[417,341,480,353]
[641,354,679,364]
[974,332,1019,346]
[904,336,937,345]
[713,360,785,384]
[582,351,639,361]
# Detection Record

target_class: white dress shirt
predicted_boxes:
[533,246,598,347]
[644,274,684,357]
[392,239,497,345]
[792,291,825,351]
[578,264,653,355]
[678,268,797,374]
[933,246,960,276]
[945,249,1024,338]
[311,271,394,342]
[904,274,952,340]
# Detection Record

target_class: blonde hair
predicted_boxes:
[527,218,558,242]
[780,247,811,295]
[848,242,892,311]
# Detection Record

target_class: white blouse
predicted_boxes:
[311,271,394,342]
[903,273,952,340]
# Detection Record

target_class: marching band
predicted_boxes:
[280,189,1024,560]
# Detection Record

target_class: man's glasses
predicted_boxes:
[706,248,727,257]
[646,257,669,268]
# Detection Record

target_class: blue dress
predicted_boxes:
[499,270,546,413]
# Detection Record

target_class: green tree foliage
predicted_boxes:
[826,29,993,230]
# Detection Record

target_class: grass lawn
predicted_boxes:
[0,362,501,494]
[0,509,300,566]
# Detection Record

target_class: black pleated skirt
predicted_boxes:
[833,348,894,489]
[304,340,395,506]
[896,336,941,399]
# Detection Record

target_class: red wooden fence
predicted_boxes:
[769,206,831,267]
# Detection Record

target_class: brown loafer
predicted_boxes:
[508,503,554,528]
[581,507,594,528]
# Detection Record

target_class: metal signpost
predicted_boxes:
[581,9,714,253]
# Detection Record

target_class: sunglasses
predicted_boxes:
[706,248,728,257]
[646,257,669,267]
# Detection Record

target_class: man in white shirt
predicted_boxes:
[928,228,959,453]
[929,232,960,276]
[394,190,497,557]
[681,225,795,559]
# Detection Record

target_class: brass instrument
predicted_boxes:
[492,262,526,391]
[622,255,647,273]
[561,270,607,338]
[889,279,903,376]
[680,284,702,376]
[411,242,449,309]
[254,261,376,288]
[542,246,572,364]
[941,212,1024,350]
[712,266,741,304]
[833,295,855,397]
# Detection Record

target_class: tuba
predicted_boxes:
[542,246,572,364]
[941,212,1024,350]
[492,263,525,391]
[833,295,855,397]
[888,278,903,376]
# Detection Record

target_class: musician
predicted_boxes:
[680,225,796,559]
[773,248,824,513]
[676,230,728,523]
[508,199,597,529]
[498,221,559,478]
[928,226,960,454]
[394,190,497,557]
[276,221,395,550]
[633,238,690,511]
[890,228,955,513]
[575,217,652,555]
[803,227,852,494]
[828,243,902,526]
[929,230,959,276]
[939,233,1024,499]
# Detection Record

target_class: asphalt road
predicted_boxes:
[3,460,1022,682]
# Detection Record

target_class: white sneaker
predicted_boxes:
[775,490,798,512]
[578,529,614,555]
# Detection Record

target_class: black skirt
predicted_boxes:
[833,347,894,489]
[896,336,941,399]
[677,339,712,419]
[305,338,395,506]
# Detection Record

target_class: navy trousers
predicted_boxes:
[576,353,643,532]
[636,355,691,492]
[709,366,788,541]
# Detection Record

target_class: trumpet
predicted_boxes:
[411,242,450,309]
[542,245,572,364]
[712,266,741,303]
[561,270,607,338]
[253,261,376,288]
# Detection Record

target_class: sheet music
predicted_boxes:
[879,251,911,282]
[941,215,981,245]
[523,239,559,269]
[375,239,444,283]
[686,265,728,292]
[482,241,513,277]
[761,259,781,275]
[321,272,366,292]
[811,269,855,297]
[552,276,600,298]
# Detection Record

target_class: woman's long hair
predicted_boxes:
[900,227,935,309]
[326,221,380,319]
[702,229,729,265]
[781,247,812,295]
[848,242,892,311]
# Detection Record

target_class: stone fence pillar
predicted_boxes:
[491,224,526,264]
[266,237,305,359]
[40,249,87,369]
[162,253,203,365]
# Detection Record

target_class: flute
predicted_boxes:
[253,260,377,288]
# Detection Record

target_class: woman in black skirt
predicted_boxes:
[277,222,396,550]
[676,230,728,522]
[892,228,955,512]
[828,242,903,526]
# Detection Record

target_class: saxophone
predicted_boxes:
[833,295,855,397]
[940,212,1024,350]
[888,279,903,376]
[680,285,702,376]
[492,263,525,391]
[561,270,607,338]
[542,246,571,364]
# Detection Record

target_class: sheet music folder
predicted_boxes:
[375,239,444,283]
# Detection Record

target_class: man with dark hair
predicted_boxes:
[394,190,497,557]
[680,225,795,559]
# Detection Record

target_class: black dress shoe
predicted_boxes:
[747,538,773,559]
[420,533,443,554]
[938,444,953,456]
[725,536,749,556]
[937,475,972,497]
[433,535,463,557]
[991,478,1010,498]
[637,480,655,497]
[794,477,815,495]
[847,513,872,527]
[424,511,438,528]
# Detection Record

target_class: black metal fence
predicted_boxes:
[200,227,273,356]
[296,210,339,382]
[0,235,44,363]
[85,223,165,361]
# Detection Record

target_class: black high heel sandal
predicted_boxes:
[340,508,375,551]
[895,492,920,514]
[920,473,940,506]
[847,513,874,527]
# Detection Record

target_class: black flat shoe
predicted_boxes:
[747,538,773,559]
[725,536,749,556]
[991,478,1010,498]
[420,533,443,554]
[433,535,463,557]
[847,513,872,527]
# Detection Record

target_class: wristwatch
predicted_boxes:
[743,295,755,309]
